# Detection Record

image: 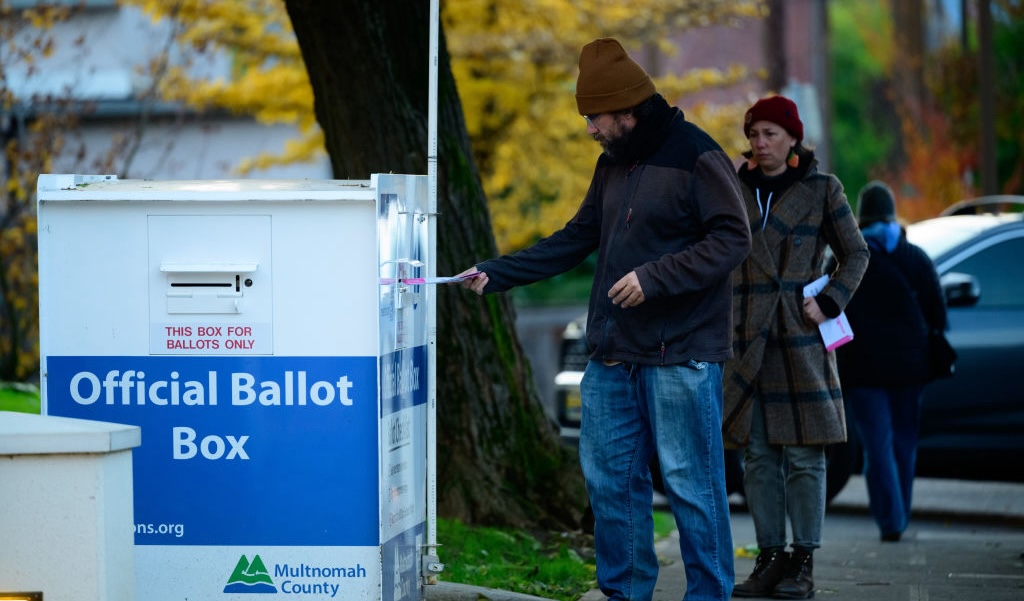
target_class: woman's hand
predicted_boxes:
[802,296,826,325]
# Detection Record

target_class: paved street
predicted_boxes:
[644,476,1024,601]
[507,306,1024,601]
[428,476,1024,601]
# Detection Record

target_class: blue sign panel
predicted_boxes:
[379,346,428,601]
[46,355,379,546]
[380,346,428,416]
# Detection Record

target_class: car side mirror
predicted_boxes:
[941,272,981,307]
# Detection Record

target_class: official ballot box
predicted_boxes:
[38,173,437,601]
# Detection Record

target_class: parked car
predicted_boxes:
[554,197,1024,501]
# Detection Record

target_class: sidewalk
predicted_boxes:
[426,476,1024,601]
[830,475,1024,522]
[593,476,1024,601]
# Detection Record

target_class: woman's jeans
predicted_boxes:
[845,385,924,537]
[580,360,734,601]
[743,398,826,550]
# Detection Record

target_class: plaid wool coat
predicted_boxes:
[722,158,869,448]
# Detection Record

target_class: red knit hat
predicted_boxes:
[744,95,804,142]
[575,38,656,115]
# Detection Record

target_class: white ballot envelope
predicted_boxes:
[803,275,854,351]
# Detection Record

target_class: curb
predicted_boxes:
[424,581,556,601]
[826,476,1024,525]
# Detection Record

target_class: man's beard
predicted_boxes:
[599,127,632,161]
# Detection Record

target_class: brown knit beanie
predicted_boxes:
[575,38,656,115]
[744,95,804,142]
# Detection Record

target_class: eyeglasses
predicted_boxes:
[584,113,601,127]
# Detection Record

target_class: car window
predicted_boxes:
[945,235,1024,308]
[908,215,1005,258]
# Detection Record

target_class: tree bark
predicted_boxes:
[763,0,787,92]
[283,0,587,531]
[891,0,927,118]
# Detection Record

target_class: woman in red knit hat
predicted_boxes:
[723,95,869,599]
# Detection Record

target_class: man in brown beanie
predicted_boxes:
[461,37,750,600]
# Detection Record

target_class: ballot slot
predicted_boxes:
[147,214,273,354]
[161,262,258,314]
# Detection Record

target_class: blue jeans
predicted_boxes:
[743,399,826,550]
[845,385,923,537]
[579,360,734,601]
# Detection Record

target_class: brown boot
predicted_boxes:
[772,547,814,599]
[732,547,789,597]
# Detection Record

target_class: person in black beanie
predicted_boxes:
[460,38,751,601]
[832,181,947,542]
[724,95,869,599]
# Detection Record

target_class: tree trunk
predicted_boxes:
[891,0,926,118]
[283,0,587,531]
[763,0,786,92]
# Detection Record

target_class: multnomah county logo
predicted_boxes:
[224,554,277,594]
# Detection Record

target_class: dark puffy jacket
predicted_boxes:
[836,224,947,387]
[477,96,750,365]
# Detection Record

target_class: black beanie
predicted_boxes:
[857,180,897,226]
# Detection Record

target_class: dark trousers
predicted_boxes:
[846,385,924,537]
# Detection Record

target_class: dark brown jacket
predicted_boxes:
[479,96,751,365]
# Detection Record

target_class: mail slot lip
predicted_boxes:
[160,262,259,274]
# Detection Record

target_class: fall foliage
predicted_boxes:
[830,0,1023,221]
[120,0,766,253]
[444,0,766,252]
[0,1,80,382]
[123,0,323,173]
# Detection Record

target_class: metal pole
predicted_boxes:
[423,0,442,587]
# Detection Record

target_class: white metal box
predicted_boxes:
[38,173,435,601]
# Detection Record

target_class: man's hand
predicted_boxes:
[457,267,488,295]
[609,271,646,308]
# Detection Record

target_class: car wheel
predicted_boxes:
[650,454,665,495]
[708,444,856,505]
[724,449,745,497]
[825,434,861,504]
